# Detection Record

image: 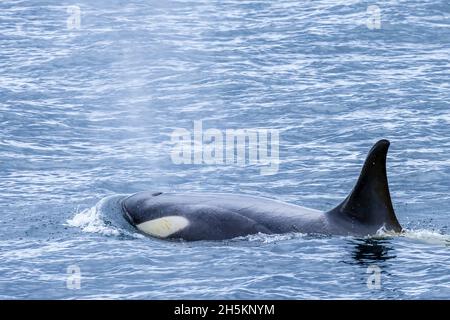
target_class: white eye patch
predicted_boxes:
[136,216,189,238]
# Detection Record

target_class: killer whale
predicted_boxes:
[121,139,403,241]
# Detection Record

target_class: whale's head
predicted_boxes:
[121,192,190,238]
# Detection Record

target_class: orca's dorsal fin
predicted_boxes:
[327,140,402,232]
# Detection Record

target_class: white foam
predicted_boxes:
[234,232,307,243]
[66,195,143,238]
[67,205,121,236]
[371,225,450,246]
[372,225,398,238]
[401,229,450,246]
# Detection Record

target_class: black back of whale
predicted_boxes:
[122,140,402,241]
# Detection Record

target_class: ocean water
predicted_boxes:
[1,0,449,299]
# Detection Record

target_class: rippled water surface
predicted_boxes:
[1,0,449,299]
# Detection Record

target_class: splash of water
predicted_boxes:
[66,195,143,238]
[373,225,450,246]
[401,229,450,246]
[233,232,308,244]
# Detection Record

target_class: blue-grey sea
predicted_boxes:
[1,0,449,299]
